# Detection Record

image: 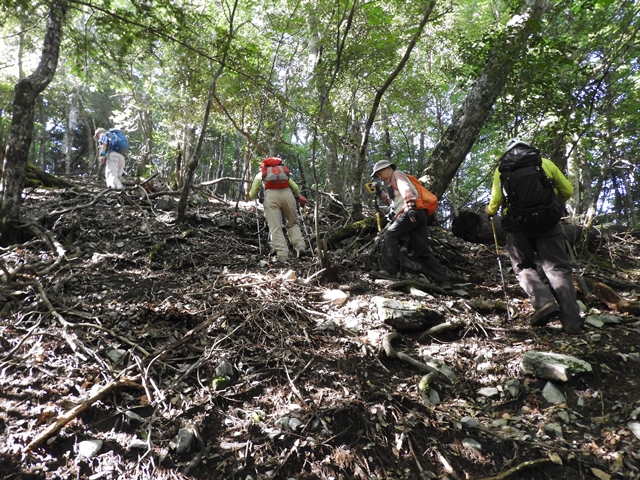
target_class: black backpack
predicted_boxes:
[498,146,563,233]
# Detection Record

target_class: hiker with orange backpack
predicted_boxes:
[369,160,450,287]
[249,157,308,263]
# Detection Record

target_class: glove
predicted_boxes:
[485,205,493,219]
[297,195,308,207]
[406,204,417,222]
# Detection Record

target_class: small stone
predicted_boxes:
[462,437,482,451]
[77,439,103,458]
[542,381,566,404]
[544,423,564,438]
[478,387,500,398]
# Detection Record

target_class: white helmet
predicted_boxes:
[504,137,530,154]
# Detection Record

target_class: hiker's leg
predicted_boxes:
[379,214,414,274]
[263,192,288,260]
[409,210,449,283]
[506,230,555,309]
[280,190,305,252]
[104,153,123,189]
[536,225,581,327]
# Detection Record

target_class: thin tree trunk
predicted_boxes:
[420,0,551,198]
[0,1,67,227]
[352,1,436,220]
[177,0,238,222]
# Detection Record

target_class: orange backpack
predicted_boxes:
[260,157,290,189]
[407,174,438,216]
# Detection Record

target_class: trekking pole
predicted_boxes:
[490,216,511,320]
[255,200,262,256]
[298,204,314,257]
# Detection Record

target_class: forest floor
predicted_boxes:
[1,177,640,480]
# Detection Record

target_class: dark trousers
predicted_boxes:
[379,208,449,283]
[506,224,581,329]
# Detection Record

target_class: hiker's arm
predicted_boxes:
[486,168,503,216]
[248,173,261,199]
[544,160,573,201]
[288,178,301,198]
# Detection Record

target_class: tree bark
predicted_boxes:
[177,0,237,222]
[352,1,436,220]
[420,0,551,198]
[0,1,68,224]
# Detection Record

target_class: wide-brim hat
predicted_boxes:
[370,160,396,178]
[93,128,107,140]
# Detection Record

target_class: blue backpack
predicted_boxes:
[107,129,130,154]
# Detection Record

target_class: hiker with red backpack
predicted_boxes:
[249,157,308,263]
[485,138,582,335]
[369,160,451,287]
[94,127,129,190]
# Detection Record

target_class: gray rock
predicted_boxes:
[521,351,592,382]
[130,438,148,449]
[77,439,103,458]
[373,296,444,333]
[173,428,195,454]
[506,379,522,397]
[462,437,482,451]
[542,381,566,404]
[544,423,564,438]
[584,315,604,328]
[156,197,176,211]
[478,387,500,398]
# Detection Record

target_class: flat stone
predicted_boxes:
[521,351,592,382]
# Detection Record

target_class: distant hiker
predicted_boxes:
[369,160,450,287]
[486,137,582,334]
[249,157,308,263]
[94,127,129,190]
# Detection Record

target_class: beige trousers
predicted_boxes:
[105,151,125,190]
[263,188,305,260]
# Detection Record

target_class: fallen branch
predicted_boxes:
[383,332,441,380]
[477,458,551,480]
[25,375,142,452]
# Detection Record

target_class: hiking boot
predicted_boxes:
[297,249,308,258]
[562,317,583,335]
[530,301,561,327]
[369,270,397,280]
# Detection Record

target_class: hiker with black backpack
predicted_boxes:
[94,127,130,190]
[486,138,582,335]
[248,157,308,263]
[369,160,451,287]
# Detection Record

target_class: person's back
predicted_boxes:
[94,127,127,190]
[486,138,581,334]
[249,157,307,262]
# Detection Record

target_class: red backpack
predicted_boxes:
[407,174,438,216]
[260,157,290,189]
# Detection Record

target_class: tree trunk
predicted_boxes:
[420,0,551,198]
[352,1,436,220]
[177,0,237,222]
[451,211,586,247]
[0,1,68,225]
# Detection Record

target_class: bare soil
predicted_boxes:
[1,178,639,480]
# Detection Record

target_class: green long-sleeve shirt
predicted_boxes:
[486,158,573,216]
[248,171,301,199]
